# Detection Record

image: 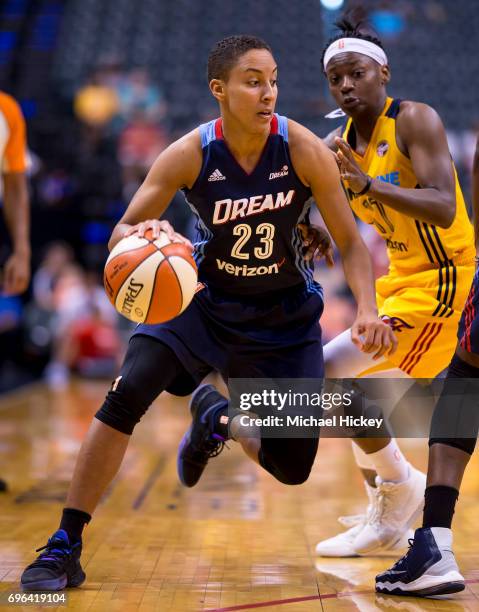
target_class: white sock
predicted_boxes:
[352,441,374,469]
[367,439,409,483]
[430,527,453,548]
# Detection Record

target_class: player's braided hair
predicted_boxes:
[320,8,384,71]
[207,35,273,82]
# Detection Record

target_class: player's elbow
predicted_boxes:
[437,199,455,229]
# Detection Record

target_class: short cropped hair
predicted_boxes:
[207,35,273,82]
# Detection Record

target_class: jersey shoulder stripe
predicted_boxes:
[198,113,288,149]
[199,119,217,148]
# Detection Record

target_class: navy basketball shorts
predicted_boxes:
[135,282,325,384]
[135,282,325,485]
[458,265,479,355]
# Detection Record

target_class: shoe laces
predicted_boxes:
[338,513,366,527]
[390,538,415,572]
[28,536,79,571]
[368,488,388,527]
[193,432,227,458]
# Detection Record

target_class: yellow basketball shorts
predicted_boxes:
[361,264,475,378]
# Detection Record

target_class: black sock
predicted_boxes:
[422,485,459,528]
[59,508,91,542]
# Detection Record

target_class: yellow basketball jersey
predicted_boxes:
[342,97,475,277]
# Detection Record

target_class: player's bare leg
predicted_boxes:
[66,419,130,514]
[316,330,426,557]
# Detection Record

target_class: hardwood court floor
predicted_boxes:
[0,379,478,611]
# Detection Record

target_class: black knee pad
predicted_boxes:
[95,335,190,435]
[343,385,392,439]
[96,377,155,435]
[429,354,479,455]
[448,353,479,378]
[429,437,477,455]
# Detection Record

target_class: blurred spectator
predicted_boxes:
[74,70,120,129]
[118,111,170,201]
[51,302,121,383]
[44,266,120,389]
[117,68,167,125]
[33,241,74,310]
[423,1,447,23]
[369,1,409,41]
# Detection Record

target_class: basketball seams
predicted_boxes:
[105,230,197,323]
[163,254,184,311]
[107,242,157,270]
[113,251,164,313]
[144,257,164,323]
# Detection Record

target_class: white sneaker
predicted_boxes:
[353,465,426,555]
[315,481,413,557]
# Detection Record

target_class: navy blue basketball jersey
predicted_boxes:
[183,114,321,296]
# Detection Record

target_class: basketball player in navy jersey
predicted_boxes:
[20,35,395,591]
[376,135,479,597]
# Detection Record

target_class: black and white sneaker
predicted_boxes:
[21,530,85,591]
[177,384,228,487]
[375,527,465,597]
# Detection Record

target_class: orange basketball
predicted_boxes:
[104,229,198,324]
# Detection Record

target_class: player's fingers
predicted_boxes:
[373,325,398,360]
[297,223,308,240]
[2,264,16,296]
[158,220,176,241]
[325,246,335,267]
[388,329,398,355]
[136,222,148,238]
[148,220,162,239]
[372,335,390,360]
[350,326,363,350]
[335,137,354,159]
[362,326,380,353]
[340,171,355,183]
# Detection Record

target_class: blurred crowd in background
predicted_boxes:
[0,0,477,391]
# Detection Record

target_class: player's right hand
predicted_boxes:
[297,223,334,265]
[125,219,194,252]
[351,315,398,360]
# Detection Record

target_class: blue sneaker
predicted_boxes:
[21,530,85,591]
[177,384,227,487]
[375,527,465,597]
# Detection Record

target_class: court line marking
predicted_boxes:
[205,579,479,611]
[132,455,167,510]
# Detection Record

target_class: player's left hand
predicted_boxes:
[2,252,30,296]
[351,314,398,360]
[335,137,371,194]
[297,223,334,265]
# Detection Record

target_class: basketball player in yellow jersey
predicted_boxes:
[314,12,476,559]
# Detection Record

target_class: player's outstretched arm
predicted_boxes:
[335,102,456,228]
[108,130,202,251]
[289,120,396,359]
[2,172,30,295]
